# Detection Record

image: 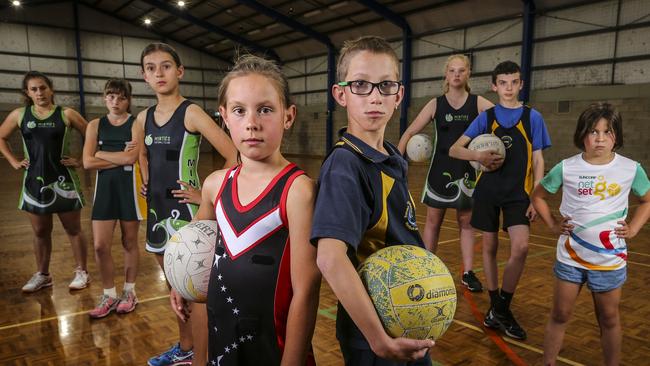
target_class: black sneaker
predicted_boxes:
[483,308,527,340]
[483,308,500,329]
[500,309,527,340]
[461,271,483,292]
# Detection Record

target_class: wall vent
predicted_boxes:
[557,100,570,113]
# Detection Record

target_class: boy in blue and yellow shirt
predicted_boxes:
[311,36,434,365]
[450,61,551,340]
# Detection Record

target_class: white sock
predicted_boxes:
[123,282,135,293]
[104,287,117,298]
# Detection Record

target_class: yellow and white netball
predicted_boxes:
[163,220,219,303]
[468,133,506,172]
[406,133,433,162]
[358,245,457,340]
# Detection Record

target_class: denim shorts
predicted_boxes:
[553,260,627,292]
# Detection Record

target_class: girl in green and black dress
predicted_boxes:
[0,71,90,293]
[136,42,237,366]
[398,55,493,292]
[83,79,146,318]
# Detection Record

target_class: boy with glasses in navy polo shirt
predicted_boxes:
[311,36,435,366]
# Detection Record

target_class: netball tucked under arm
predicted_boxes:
[316,239,433,362]
[396,98,437,155]
[185,104,238,169]
[283,175,321,366]
[82,119,118,170]
[0,108,28,170]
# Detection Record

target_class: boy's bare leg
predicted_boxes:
[502,224,529,292]
[481,231,499,290]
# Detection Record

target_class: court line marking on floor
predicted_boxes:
[456,259,585,366]
[459,284,528,366]
[0,294,169,332]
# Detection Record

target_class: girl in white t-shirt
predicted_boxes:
[532,102,650,366]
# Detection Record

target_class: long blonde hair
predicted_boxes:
[442,54,471,94]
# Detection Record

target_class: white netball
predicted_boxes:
[406,134,434,162]
[468,134,506,172]
[163,220,219,303]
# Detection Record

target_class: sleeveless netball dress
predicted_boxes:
[421,94,479,209]
[144,100,201,253]
[18,105,84,214]
[207,163,316,366]
[91,115,145,221]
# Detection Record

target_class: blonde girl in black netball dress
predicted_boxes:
[0,71,90,293]
[398,55,493,292]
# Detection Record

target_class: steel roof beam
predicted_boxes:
[234,0,337,152]
[356,0,413,135]
[139,0,279,61]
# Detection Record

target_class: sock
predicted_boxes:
[104,287,117,298]
[123,282,135,293]
[488,289,501,309]
[499,290,514,312]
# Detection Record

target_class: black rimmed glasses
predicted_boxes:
[338,80,402,96]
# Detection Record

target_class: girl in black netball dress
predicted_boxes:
[0,71,89,293]
[83,79,145,318]
[398,55,493,292]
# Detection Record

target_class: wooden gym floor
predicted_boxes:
[1,152,649,365]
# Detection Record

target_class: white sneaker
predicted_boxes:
[69,268,89,290]
[22,272,53,292]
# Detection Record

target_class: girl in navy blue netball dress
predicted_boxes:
[0,71,90,293]
[398,55,493,292]
[83,79,145,318]
[170,54,321,366]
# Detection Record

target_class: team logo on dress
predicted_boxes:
[145,134,153,146]
[407,284,425,302]
[404,200,418,231]
[501,135,513,149]
[445,113,453,122]
[26,121,36,129]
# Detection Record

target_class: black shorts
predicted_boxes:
[340,342,432,366]
[470,198,530,232]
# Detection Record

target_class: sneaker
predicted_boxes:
[483,308,501,329]
[461,270,483,292]
[147,343,193,366]
[483,308,527,340]
[69,268,89,290]
[22,272,53,293]
[116,290,138,314]
[89,294,120,319]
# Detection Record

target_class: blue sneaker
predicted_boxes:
[147,343,193,366]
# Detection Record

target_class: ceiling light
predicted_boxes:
[12,0,21,6]
[303,9,322,18]
[144,18,152,25]
[177,1,185,7]
[329,1,349,10]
